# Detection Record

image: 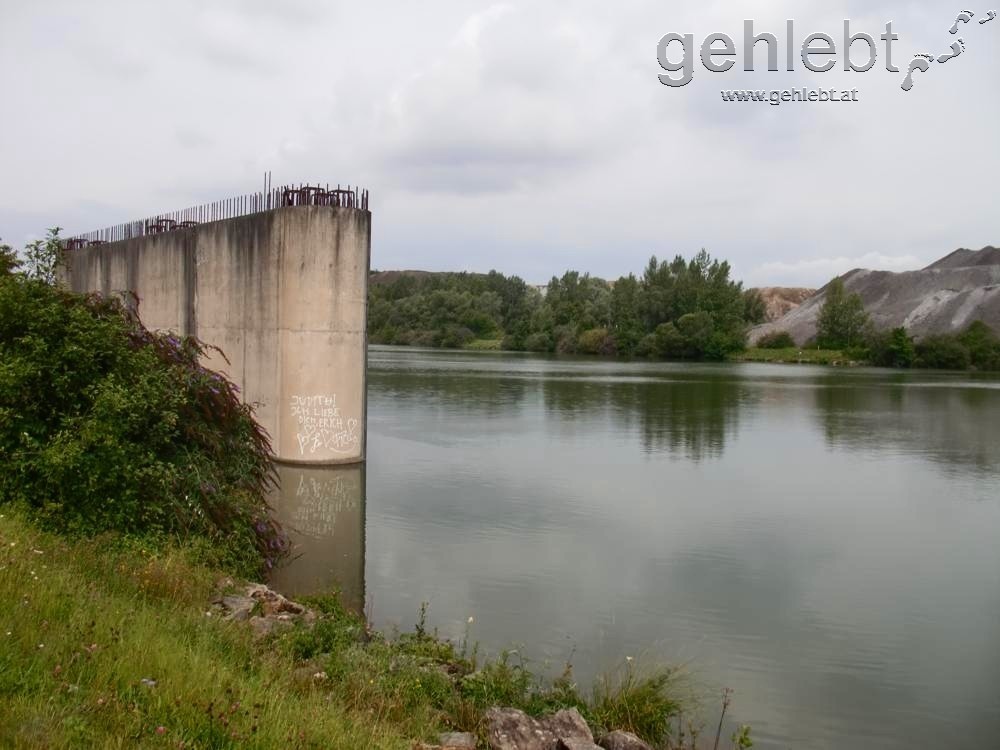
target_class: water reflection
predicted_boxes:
[359,348,1000,750]
[813,373,1000,475]
[538,375,747,460]
[267,463,366,613]
[369,347,750,461]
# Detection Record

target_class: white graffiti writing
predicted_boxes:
[289,472,359,537]
[291,394,360,455]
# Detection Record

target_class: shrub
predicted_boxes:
[553,325,578,354]
[500,334,524,351]
[373,324,399,344]
[634,333,657,358]
[757,331,796,349]
[396,329,437,347]
[915,335,971,370]
[867,327,915,368]
[653,323,684,359]
[703,328,746,361]
[577,327,617,356]
[957,320,1000,371]
[439,325,475,349]
[0,252,283,575]
[523,332,553,352]
[675,312,715,357]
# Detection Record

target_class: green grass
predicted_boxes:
[463,339,504,351]
[0,512,691,748]
[731,347,856,365]
[0,513,412,748]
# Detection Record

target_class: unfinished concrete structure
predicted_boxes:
[62,185,371,465]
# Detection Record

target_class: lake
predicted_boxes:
[269,346,1000,750]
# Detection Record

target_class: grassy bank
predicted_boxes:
[0,512,692,749]
[729,347,857,366]
[463,339,504,351]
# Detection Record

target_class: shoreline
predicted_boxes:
[0,512,711,749]
[371,341,979,372]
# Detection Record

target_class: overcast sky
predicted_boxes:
[1,0,997,287]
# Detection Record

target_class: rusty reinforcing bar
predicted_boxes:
[64,182,369,250]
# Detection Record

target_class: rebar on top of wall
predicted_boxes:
[65,183,369,249]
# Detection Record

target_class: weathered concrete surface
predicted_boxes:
[63,205,370,464]
[749,246,1000,345]
[266,463,365,613]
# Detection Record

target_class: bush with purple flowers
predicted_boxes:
[0,232,285,575]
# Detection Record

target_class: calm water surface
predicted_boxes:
[271,346,1000,750]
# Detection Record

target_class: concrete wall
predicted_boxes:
[63,205,370,464]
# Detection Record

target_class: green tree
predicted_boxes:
[957,320,1000,370]
[887,327,915,367]
[868,327,916,367]
[0,239,19,275]
[367,250,753,360]
[22,227,65,286]
[653,322,684,358]
[915,335,971,370]
[816,278,869,349]
[610,274,643,355]
[676,312,715,358]
[743,288,767,324]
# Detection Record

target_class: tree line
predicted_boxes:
[368,250,767,360]
[758,277,1000,371]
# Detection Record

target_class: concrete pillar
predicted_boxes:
[62,204,370,465]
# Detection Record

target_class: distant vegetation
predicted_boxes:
[814,278,869,350]
[755,331,796,350]
[0,232,283,576]
[760,279,1000,371]
[371,261,1000,372]
[369,250,766,361]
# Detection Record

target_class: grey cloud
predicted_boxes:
[0,0,998,285]
[174,128,215,150]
